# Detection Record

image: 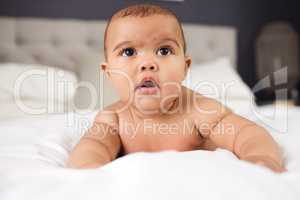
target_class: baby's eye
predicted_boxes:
[157,47,172,56]
[121,48,136,57]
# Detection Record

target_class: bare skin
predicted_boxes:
[66,15,285,172]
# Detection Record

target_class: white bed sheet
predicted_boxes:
[0,105,299,200]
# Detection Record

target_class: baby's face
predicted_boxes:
[102,15,191,114]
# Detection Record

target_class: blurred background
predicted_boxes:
[0,0,299,113]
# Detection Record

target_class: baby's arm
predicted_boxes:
[66,110,121,169]
[193,97,285,173]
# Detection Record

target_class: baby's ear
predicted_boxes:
[184,56,192,76]
[100,62,110,77]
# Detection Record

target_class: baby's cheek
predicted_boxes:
[164,67,185,83]
[110,74,134,101]
[170,60,187,78]
[160,74,182,98]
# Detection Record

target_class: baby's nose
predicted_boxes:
[139,63,158,72]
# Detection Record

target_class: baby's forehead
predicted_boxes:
[109,15,180,33]
[105,15,185,48]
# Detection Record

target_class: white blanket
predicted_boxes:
[0,106,300,200]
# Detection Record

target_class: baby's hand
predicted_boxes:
[244,156,286,173]
[255,160,286,173]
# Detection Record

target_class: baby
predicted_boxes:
[67,4,285,172]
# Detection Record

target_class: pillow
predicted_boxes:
[0,63,78,114]
[182,57,256,112]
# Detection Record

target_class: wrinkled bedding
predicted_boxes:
[0,105,299,200]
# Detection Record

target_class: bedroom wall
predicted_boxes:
[0,0,299,89]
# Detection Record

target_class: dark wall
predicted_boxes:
[0,0,299,88]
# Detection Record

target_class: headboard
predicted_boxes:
[0,16,237,72]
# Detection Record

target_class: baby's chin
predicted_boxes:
[133,95,161,115]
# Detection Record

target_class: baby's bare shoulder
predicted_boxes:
[183,87,231,120]
[94,101,125,126]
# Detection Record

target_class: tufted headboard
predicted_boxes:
[0,16,237,72]
[0,17,106,72]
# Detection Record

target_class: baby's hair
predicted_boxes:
[103,4,186,60]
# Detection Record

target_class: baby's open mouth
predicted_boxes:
[135,78,159,95]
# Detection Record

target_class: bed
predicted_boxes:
[0,17,299,200]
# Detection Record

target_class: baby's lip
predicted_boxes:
[135,77,160,91]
